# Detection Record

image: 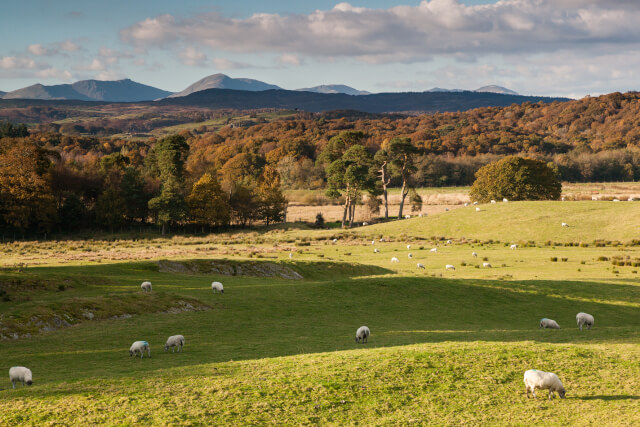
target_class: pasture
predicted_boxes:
[0,201,639,425]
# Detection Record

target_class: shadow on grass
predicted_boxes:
[576,395,640,401]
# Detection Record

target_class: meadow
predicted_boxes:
[0,200,639,425]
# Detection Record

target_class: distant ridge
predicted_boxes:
[297,84,369,96]
[428,85,519,95]
[2,79,172,102]
[168,73,281,98]
[157,88,569,114]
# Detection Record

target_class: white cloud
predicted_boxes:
[120,0,640,63]
[212,57,252,70]
[179,47,207,66]
[76,58,106,71]
[35,68,73,80]
[28,44,49,56]
[278,53,302,66]
[0,56,37,69]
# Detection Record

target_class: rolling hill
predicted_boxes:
[297,84,370,95]
[167,73,281,98]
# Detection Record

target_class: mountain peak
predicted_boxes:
[297,84,370,96]
[168,74,281,98]
[474,85,519,95]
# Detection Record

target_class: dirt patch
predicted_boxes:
[0,293,210,340]
[157,259,304,280]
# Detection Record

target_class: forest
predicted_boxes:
[2,91,640,236]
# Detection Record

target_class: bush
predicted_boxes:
[314,213,325,228]
[469,156,561,203]
[550,257,558,262]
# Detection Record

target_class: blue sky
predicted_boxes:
[2,1,640,98]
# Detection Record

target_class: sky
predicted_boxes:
[1,0,640,98]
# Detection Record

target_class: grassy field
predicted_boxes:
[0,201,639,425]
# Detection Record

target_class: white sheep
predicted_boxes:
[445,264,455,270]
[576,312,594,331]
[355,326,370,343]
[407,244,411,250]
[289,252,293,259]
[483,262,492,268]
[362,222,368,226]
[211,281,224,293]
[430,248,438,253]
[510,244,517,250]
[164,335,185,353]
[464,202,469,207]
[129,341,151,358]
[472,252,478,257]
[446,240,452,244]
[374,248,380,253]
[141,281,152,292]
[405,215,411,219]
[408,253,413,259]
[476,207,481,212]
[503,198,508,202]
[391,257,399,263]
[417,263,425,269]
[9,367,33,388]
[332,238,337,243]
[591,196,598,201]
[473,201,478,205]
[491,199,496,204]
[561,222,569,227]
[371,240,375,245]
[524,369,566,400]
[540,318,560,329]
[380,238,385,242]
[613,199,620,202]
[561,196,566,201]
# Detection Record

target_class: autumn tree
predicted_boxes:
[186,173,230,230]
[388,137,420,218]
[373,146,392,218]
[256,166,288,226]
[470,156,562,202]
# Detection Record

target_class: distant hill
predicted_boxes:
[168,74,281,98]
[158,88,569,114]
[297,84,369,96]
[0,91,5,97]
[474,85,519,95]
[2,79,172,102]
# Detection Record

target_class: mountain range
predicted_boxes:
[428,85,519,95]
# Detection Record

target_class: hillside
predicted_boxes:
[159,88,568,113]
[168,74,281,98]
[2,79,172,102]
[297,84,370,95]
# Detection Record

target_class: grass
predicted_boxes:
[0,200,639,424]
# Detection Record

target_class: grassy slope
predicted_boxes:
[0,201,639,424]
[366,200,640,243]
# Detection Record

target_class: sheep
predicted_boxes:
[9,367,32,388]
[561,196,566,201]
[408,253,413,259]
[404,214,411,219]
[379,238,385,242]
[407,244,411,250]
[374,248,380,253]
[591,196,598,201]
[483,262,492,268]
[503,198,508,202]
[523,369,566,400]
[332,238,338,243]
[371,240,375,245]
[576,312,594,331]
[289,252,293,259]
[417,263,425,269]
[141,281,152,292]
[561,222,569,227]
[211,281,224,293]
[391,257,399,263]
[446,240,452,244]
[613,199,620,202]
[472,252,478,257]
[362,222,368,226]
[164,335,185,353]
[510,244,517,250]
[445,264,455,270]
[355,326,370,343]
[430,248,438,253]
[540,318,560,329]
[475,207,481,212]
[491,199,496,204]
[445,208,449,211]
[464,202,469,206]
[473,201,478,205]
[129,341,151,358]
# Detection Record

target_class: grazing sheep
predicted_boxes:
[503,198,508,202]
[524,369,566,400]
[445,264,455,270]
[9,367,32,388]
[430,248,438,253]
[475,207,481,212]
[472,252,478,257]
[491,199,496,204]
[591,196,598,201]
[464,202,469,206]
[613,199,620,202]
[417,263,425,269]
[371,240,375,245]
[510,244,517,250]
[408,253,413,258]
[576,312,594,331]
[211,281,224,293]
[561,222,569,227]
[391,257,399,263]
[446,240,452,244]
[374,248,380,253]
[289,252,293,259]
[379,238,385,242]
[407,244,411,250]
[405,215,411,219]
[164,335,185,353]
[483,262,492,268]
[445,208,449,211]
[362,222,368,226]
[332,238,337,243]
[473,201,478,205]
[141,281,152,292]
[540,318,560,329]
[129,341,151,358]
[561,196,566,201]
[355,326,370,343]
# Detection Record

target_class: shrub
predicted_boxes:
[314,213,325,228]
[550,257,558,262]
[561,257,568,262]
[469,156,561,203]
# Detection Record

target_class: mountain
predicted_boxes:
[297,84,370,95]
[2,79,172,102]
[168,74,281,98]
[474,85,519,95]
[428,87,464,93]
[0,91,5,97]
[158,88,569,114]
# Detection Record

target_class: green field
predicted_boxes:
[1,201,639,425]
